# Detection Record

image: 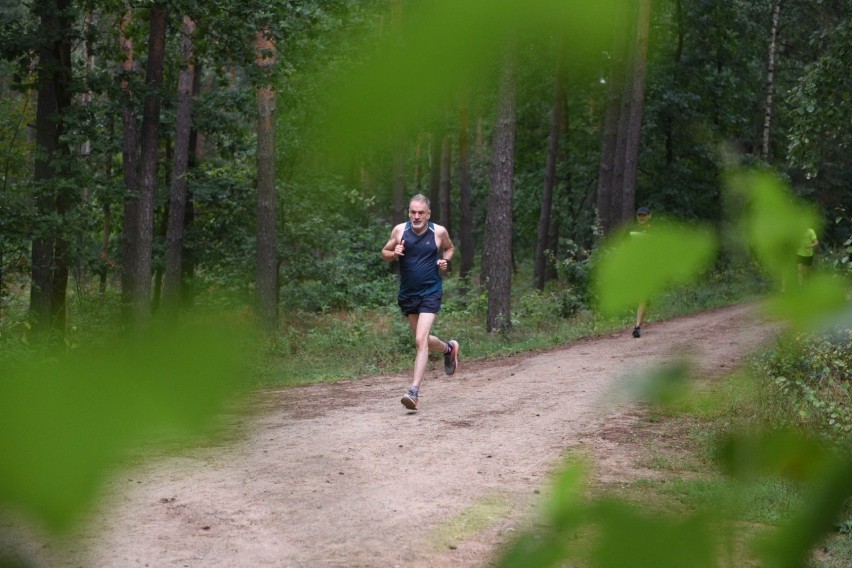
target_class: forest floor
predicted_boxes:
[3,302,783,568]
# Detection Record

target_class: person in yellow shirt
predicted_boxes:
[631,206,652,338]
[796,227,819,286]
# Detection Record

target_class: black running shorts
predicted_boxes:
[398,293,442,316]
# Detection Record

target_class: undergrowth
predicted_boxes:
[244,260,770,387]
[602,323,852,568]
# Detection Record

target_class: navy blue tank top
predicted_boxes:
[398,221,442,299]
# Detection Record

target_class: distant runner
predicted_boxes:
[382,194,459,410]
[631,206,652,338]
[796,227,818,287]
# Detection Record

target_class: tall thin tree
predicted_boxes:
[255,27,279,333]
[162,15,197,318]
[119,10,140,322]
[534,49,565,291]
[762,0,782,161]
[458,102,475,284]
[484,51,516,333]
[428,131,441,212]
[439,135,451,231]
[619,0,651,222]
[596,0,651,232]
[390,0,406,221]
[595,2,629,236]
[30,0,73,338]
[130,1,167,326]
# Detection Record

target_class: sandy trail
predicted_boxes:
[2,303,780,568]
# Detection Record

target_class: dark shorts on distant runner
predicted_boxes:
[796,254,814,267]
[398,293,442,316]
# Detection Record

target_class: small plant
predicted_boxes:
[751,327,852,448]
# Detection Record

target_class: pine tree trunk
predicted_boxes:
[595,3,629,237]
[392,150,405,216]
[458,103,475,284]
[131,2,167,326]
[762,0,781,161]
[484,53,516,333]
[620,0,651,222]
[534,54,564,291]
[119,11,140,322]
[30,0,73,339]
[610,51,634,228]
[255,28,279,333]
[439,135,451,232]
[162,15,196,318]
[389,0,405,224]
[428,131,441,209]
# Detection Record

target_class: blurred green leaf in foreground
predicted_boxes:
[497,431,852,568]
[0,319,251,531]
[593,221,719,316]
[314,0,618,163]
[727,169,848,328]
[510,167,851,567]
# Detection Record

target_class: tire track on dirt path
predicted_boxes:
[7,303,781,568]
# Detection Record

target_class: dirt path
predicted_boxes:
[5,303,781,568]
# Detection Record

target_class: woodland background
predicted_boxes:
[1,2,851,566]
[0,0,850,342]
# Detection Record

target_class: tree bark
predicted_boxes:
[130,2,167,326]
[610,46,634,228]
[428,131,441,209]
[439,135,451,232]
[597,1,650,232]
[484,53,516,333]
[595,3,629,237]
[255,28,279,333]
[619,0,651,222]
[162,15,197,318]
[534,53,565,291]
[30,0,73,339]
[119,10,140,322]
[392,151,405,219]
[458,103,474,284]
[762,0,782,161]
[390,0,405,223]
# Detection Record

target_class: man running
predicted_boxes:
[382,194,459,410]
[631,206,652,338]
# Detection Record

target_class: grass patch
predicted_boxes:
[591,362,851,567]
[247,261,772,387]
[1,260,771,387]
[428,493,513,551]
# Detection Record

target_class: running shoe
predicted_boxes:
[401,387,419,410]
[444,340,459,375]
[632,326,641,338]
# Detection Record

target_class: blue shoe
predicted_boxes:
[401,387,419,410]
[444,340,459,375]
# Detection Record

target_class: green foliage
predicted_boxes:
[0,318,251,531]
[786,17,852,176]
[495,168,851,568]
[312,0,618,163]
[277,176,397,312]
[750,327,852,447]
[0,0,850,563]
[493,396,852,568]
[730,170,822,280]
[592,220,718,316]
[727,169,848,328]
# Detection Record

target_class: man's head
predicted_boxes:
[636,206,651,224]
[408,194,431,232]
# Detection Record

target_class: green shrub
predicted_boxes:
[750,327,852,448]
